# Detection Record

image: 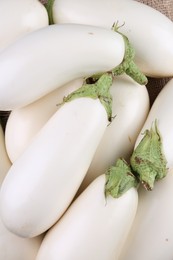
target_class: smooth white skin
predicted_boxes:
[134,78,173,169]
[0,0,48,52]
[5,76,149,165]
[0,220,43,260]
[119,78,173,259]
[53,0,173,77]
[0,23,124,110]
[77,75,149,194]
[0,124,11,183]
[120,169,173,260]
[0,124,43,260]
[0,98,108,238]
[36,175,138,260]
[5,78,84,162]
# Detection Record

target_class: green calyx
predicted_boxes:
[105,158,138,198]
[130,120,168,190]
[44,0,55,25]
[111,23,148,86]
[62,73,113,122]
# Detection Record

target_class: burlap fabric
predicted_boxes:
[136,0,173,105]
[0,0,173,130]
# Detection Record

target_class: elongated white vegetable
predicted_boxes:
[0,219,43,260]
[0,23,125,110]
[78,75,149,194]
[5,78,84,162]
[119,79,173,259]
[36,159,138,260]
[0,123,11,183]
[51,0,173,77]
[0,123,43,260]
[0,0,48,52]
[0,74,112,238]
[120,169,173,260]
[5,76,149,165]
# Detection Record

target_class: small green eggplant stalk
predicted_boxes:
[111,23,148,86]
[62,73,113,122]
[130,121,167,190]
[105,158,138,198]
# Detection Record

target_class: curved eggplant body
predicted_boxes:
[36,175,138,260]
[0,0,48,52]
[134,78,173,169]
[0,220,43,260]
[0,98,108,238]
[5,78,84,162]
[0,24,124,110]
[52,0,173,77]
[120,169,173,260]
[0,124,43,260]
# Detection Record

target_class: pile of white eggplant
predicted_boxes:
[0,0,173,259]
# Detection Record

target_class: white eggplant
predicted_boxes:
[0,74,112,238]
[51,0,173,77]
[120,79,173,259]
[0,23,125,110]
[0,124,43,260]
[0,0,48,52]
[5,76,149,167]
[120,169,173,260]
[0,220,43,260]
[78,75,149,193]
[5,78,84,162]
[36,160,138,260]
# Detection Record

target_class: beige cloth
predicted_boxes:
[136,0,173,104]
[0,0,173,129]
[136,0,173,20]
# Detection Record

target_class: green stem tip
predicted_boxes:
[111,22,148,86]
[130,120,168,190]
[44,0,55,25]
[105,158,138,198]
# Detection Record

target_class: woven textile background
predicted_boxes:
[136,0,173,104]
[0,0,173,130]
